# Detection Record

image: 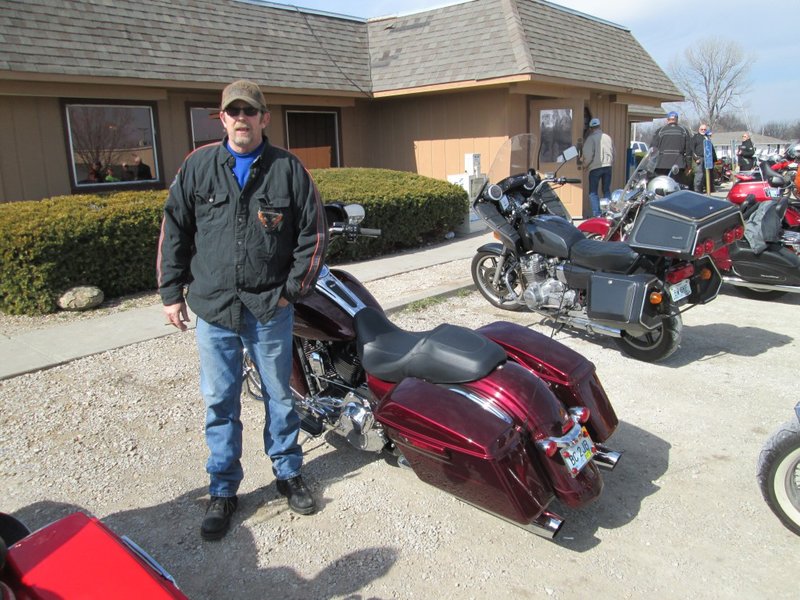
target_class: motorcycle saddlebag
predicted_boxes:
[477,321,618,442]
[729,242,800,286]
[374,370,558,526]
[5,512,188,598]
[586,272,661,331]
[626,191,744,260]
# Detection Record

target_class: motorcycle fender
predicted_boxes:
[374,373,558,525]
[476,321,618,442]
[577,217,612,238]
[475,241,504,256]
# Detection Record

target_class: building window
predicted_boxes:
[189,106,222,149]
[64,102,159,188]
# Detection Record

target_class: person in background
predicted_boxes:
[650,111,691,185]
[133,155,153,180]
[737,133,756,171]
[691,123,717,193]
[104,166,120,182]
[157,79,328,541]
[581,117,614,217]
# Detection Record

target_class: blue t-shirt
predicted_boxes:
[226,141,265,189]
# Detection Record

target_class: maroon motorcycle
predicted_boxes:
[248,202,621,539]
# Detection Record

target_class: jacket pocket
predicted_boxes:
[196,191,231,232]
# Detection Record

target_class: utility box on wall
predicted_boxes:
[448,170,488,235]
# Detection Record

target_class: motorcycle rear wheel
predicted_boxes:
[614,315,682,363]
[471,251,525,311]
[757,419,800,535]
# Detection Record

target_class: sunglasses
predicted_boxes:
[224,106,261,117]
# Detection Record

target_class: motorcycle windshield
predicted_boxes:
[622,147,660,197]
[486,133,539,185]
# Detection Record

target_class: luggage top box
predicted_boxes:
[626,190,744,259]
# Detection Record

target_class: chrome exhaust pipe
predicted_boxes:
[529,511,564,540]
[722,276,800,294]
[594,444,622,471]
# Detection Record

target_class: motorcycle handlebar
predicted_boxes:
[359,227,382,237]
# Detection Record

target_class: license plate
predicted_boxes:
[669,279,692,302]
[561,427,597,477]
[766,187,781,198]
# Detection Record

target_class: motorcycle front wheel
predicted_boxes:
[614,314,682,362]
[757,419,800,535]
[471,251,525,311]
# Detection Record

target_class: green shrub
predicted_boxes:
[312,168,468,262]
[0,169,468,314]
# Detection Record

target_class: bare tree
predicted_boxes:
[669,37,751,131]
[761,120,800,140]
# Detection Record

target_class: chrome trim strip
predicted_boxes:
[314,265,368,317]
[447,386,513,424]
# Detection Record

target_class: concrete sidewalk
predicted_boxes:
[0,231,493,380]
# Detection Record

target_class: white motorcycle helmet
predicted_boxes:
[647,175,680,197]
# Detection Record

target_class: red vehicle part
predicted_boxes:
[4,512,188,599]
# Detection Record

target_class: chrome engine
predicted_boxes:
[296,339,387,453]
[519,254,577,311]
[782,230,800,254]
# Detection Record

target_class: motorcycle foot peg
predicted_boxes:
[594,444,622,471]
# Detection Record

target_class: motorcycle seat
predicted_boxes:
[354,306,507,384]
[569,238,640,273]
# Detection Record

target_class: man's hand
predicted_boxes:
[164,302,190,331]
[277,297,290,308]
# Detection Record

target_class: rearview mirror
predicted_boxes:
[344,203,365,224]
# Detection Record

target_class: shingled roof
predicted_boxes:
[0,0,680,101]
[368,0,681,98]
[0,0,371,95]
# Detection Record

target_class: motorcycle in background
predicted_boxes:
[1,511,188,598]
[727,142,800,214]
[247,202,622,539]
[470,134,744,363]
[580,150,800,301]
[757,401,800,536]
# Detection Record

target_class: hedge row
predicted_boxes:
[0,168,468,315]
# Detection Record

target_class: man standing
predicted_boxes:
[690,123,716,193]
[157,80,328,541]
[581,117,614,217]
[650,111,691,184]
[737,133,756,171]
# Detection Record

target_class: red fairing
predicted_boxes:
[5,512,188,599]
[477,321,619,442]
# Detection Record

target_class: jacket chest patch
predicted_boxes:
[258,209,283,231]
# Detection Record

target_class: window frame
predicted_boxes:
[61,98,163,193]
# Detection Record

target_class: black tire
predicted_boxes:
[471,251,525,311]
[736,287,789,301]
[757,419,800,535]
[243,353,264,401]
[613,314,682,362]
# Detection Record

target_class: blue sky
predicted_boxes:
[263,0,796,127]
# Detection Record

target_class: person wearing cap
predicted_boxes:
[580,117,614,217]
[157,79,328,541]
[737,132,755,171]
[650,111,691,184]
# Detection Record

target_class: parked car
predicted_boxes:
[630,141,649,155]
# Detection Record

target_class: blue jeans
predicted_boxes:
[588,166,612,217]
[195,305,301,498]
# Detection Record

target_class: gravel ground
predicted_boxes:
[2,263,799,599]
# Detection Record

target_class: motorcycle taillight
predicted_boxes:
[666,263,695,284]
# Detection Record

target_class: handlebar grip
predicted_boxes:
[359,227,382,237]
[564,178,581,184]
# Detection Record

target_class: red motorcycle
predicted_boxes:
[727,143,800,216]
[1,511,188,599]
[248,202,621,539]
[580,149,800,301]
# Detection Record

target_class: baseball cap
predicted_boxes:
[666,111,679,120]
[220,80,267,111]
[589,117,600,127]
